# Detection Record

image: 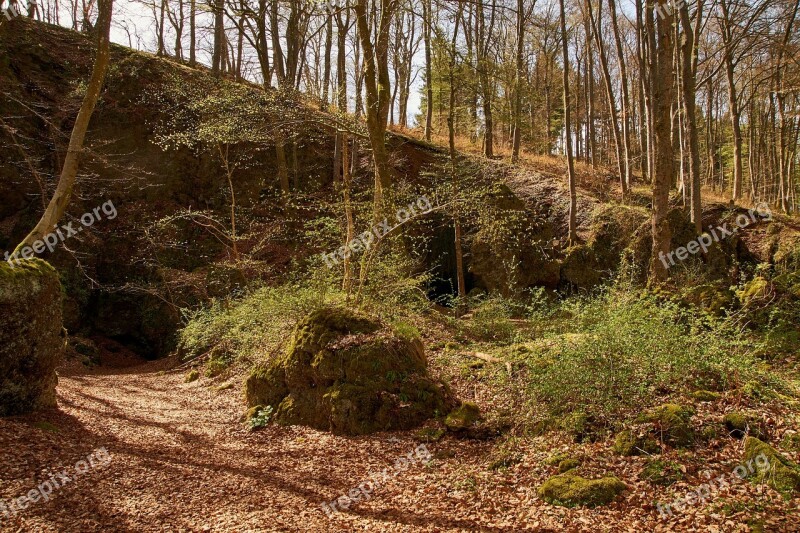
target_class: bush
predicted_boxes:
[528,289,760,422]
[179,282,332,364]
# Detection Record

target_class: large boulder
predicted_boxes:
[0,259,64,415]
[245,307,455,435]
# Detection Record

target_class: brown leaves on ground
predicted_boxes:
[0,356,798,532]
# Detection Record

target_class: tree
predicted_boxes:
[560,0,577,242]
[13,0,114,256]
[353,0,396,212]
[650,0,675,282]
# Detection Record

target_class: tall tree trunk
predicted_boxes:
[561,0,577,243]
[422,0,433,141]
[477,0,494,158]
[650,0,675,282]
[354,0,394,212]
[322,6,333,109]
[212,0,224,75]
[586,0,628,198]
[678,0,702,233]
[607,0,632,190]
[189,0,196,65]
[511,0,525,162]
[13,0,114,255]
[719,0,743,201]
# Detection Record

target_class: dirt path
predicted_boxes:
[0,361,506,532]
[1,360,795,532]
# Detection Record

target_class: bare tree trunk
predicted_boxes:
[586,0,628,198]
[650,0,674,282]
[341,133,355,297]
[423,0,433,141]
[607,0,632,190]
[189,0,195,65]
[322,5,333,109]
[212,0,224,75]
[679,0,702,233]
[477,0,495,158]
[561,0,577,243]
[14,0,114,255]
[354,0,395,212]
[511,0,525,162]
[448,1,466,303]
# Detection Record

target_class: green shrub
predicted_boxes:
[528,289,760,422]
[179,283,332,364]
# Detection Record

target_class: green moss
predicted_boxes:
[724,412,767,440]
[557,458,581,473]
[185,370,199,383]
[558,411,589,442]
[245,306,454,435]
[544,452,570,466]
[691,390,721,402]
[681,284,735,315]
[538,473,627,507]
[737,277,770,305]
[780,433,800,453]
[639,404,695,447]
[744,437,800,496]
[612,430,660,456]
[205,357,228,378]
[0,258,63,416]
[445,402,481,431]
[415,427,446,443]
[639,459,683,486]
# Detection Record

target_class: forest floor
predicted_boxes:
[1,348,797,532]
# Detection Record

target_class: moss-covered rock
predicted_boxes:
[639,459,683,486]
[244,306,455,435]
[0,259,63,416]
[691,390,721,402]
[66,336,100,367]
[723,412,767,440]
[445,402,481,431]
[557,458,581,473]
[744,437,800,495]
[538,473,627,507]
[681,284,735,315]
[639,404,695,447]
[612,430,660,456]
[185,369,199,383]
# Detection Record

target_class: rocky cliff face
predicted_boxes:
[0,259,63,415]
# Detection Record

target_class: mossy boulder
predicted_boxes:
[538,473,627,507]
[612,430,660,456]
[639,459,684,486]
[639,404,695,447]
[691,390,721,402]
[744,437,800,495]
[557,458,581,473]
[0,259,64,416]
[245,306,455,435]
[445,402,481,431]
[723,412,767,440]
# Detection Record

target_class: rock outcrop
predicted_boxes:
[0,259,64,415]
